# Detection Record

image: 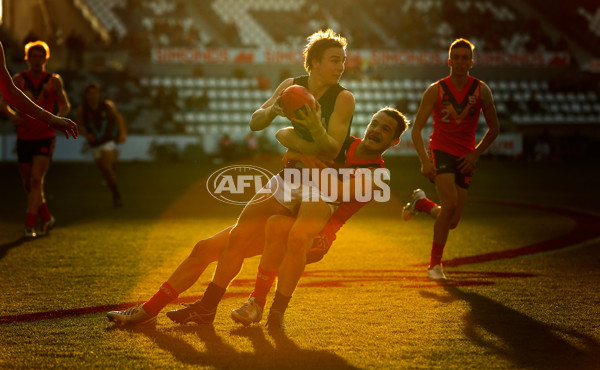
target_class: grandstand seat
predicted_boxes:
[184,112,195,123]
[402,79,414,90]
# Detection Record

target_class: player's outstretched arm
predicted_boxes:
[0,43,78,139]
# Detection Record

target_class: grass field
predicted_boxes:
[1,155,599,369]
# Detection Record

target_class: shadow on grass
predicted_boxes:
[420,283,600,369]
[0,236,27,260]
[109,323,358,369]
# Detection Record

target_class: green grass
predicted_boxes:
[1,156,599,369]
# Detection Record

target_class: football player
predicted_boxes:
[0,41,77,237]
[106,107,409,327]
[408,38,499,280]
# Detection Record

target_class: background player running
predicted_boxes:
[409,38,499,280]
[76,83,127,208]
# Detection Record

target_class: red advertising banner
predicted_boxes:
[153,48,570,67]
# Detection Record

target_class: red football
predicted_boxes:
[280,85,316,121]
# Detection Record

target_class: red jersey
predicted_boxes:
[320,136,385,245]
[16,71,58,140]
[429,76,482,157]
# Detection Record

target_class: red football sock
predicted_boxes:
[429,242,445,269]
[25,213,37,228]
[38,203,52,222]
[250,266,277,308]
[142,282,179,316]
[416,198,438,215]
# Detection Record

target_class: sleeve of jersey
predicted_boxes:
[321,165,388,243]
[320,196,369,246]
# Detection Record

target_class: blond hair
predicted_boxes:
[449,38,474,59]
[24,40,50,60]
[303,29,347,73]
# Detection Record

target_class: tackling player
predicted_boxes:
[230,107,409,330]
[409,39,499,280]
[0,41,75,237]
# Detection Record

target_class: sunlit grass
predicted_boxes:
[1,158,599,368]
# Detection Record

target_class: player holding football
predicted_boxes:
[158,28,357,327]
[0,41,75,237]
[408,38,499,280]
[76,83,127,208]
[249,28,354,160]
[106,107,407,328]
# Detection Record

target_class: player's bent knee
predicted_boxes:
[189,239,220,263]
[441,202,458,215]
[29,176,43,189]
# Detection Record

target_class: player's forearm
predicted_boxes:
[277,128,319,155]
[249,106,276,131]
[117,114,127,134]
[473,127,499,157]
[309,126,340,159]
[0,98,17,118]
[55,102,71,117]
[3,86,54,123]
[411,127,429,162]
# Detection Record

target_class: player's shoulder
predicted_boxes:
[477,78,491,90]
[476,79,493,98]
[49,72,63,81]
[336,89,355,106]
[422,82,439,99]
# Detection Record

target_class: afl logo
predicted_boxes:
[206,165,277,205]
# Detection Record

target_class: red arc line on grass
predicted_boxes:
[0,271,534,325]
[418,199,600,267]
[0,292,247,325]
[1,199,596,325]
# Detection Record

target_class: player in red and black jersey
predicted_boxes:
[0,42,76,139]
[0,41,72,238]
[76,83,127,208]
[409,38,499,280]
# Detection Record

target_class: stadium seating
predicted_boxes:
[82,0,128,40]
[135,74,600,137]
[54,0,600,141]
